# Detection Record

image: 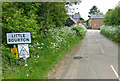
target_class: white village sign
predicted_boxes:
[6,32,31,44]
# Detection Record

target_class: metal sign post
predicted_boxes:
[13,45,16,48]
[23,58,27,66]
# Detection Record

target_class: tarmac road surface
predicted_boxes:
[57,30,118,79]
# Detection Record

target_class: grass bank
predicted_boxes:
[2,25,87,79]
[100,25,120,42]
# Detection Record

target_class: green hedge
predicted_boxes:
[100,25,120,42]
[103,7,120,26]
[2,25,87,79]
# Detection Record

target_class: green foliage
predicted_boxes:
[2,25,87,79]
[2,44,24,67]
[72,25,87,36]
[37,2,68,28]
[0,19,1,22]
[104,7,120,26]
[2,2,68,43]
[100,12,103,15]
[2,2,40,43]
[101,7,120,42]
[100,25,120,42]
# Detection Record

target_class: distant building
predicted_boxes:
[90,15,104,29]
[73,14,87,27]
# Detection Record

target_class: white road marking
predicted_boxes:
[95,37,105,54]
[98,44,105,54]
[111,65,120,80]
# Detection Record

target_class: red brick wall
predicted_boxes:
[90,19,104,29]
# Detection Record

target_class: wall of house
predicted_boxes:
[90,19,104,29]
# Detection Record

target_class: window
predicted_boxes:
[79,23,82,25]
[94,24,97,27]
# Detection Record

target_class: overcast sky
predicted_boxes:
[68,0,119,20]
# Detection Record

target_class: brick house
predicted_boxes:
[90,15,104,29]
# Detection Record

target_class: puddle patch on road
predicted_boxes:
[73,56,83,60]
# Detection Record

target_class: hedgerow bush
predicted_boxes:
[2,25,87,79]
[103,7,120,26]
[100,25,120,42]
[2,2,68,43]
[72,25,87,37]
[101,6,120,42]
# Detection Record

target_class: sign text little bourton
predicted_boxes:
[6,32,31,44]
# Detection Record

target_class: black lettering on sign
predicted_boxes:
[8,39,11,42]
[26,38,29,41]
[15,34,17,37]
[15,39,17,42]
[11,35,13,38]
[23,34,25,37]
[11,34,27,38]
[18,38,20,42]
[11,39,14,42]
[23,38,25,42]
[20,38,22,42]
[18,34,21,37]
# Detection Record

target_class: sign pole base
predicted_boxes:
[24,58,27,66]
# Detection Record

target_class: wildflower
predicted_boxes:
[40,47,43,49]
[41,43,44,45]
[25,64,28,66]
[37,55,39,58]
[29,45,33,47]
[32,35,35,38]
[27,74,29,76]
[38,47,40,48]
[37,42,40,45]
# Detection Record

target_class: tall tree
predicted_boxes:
[89,5,99,15]
[66,1,81,15]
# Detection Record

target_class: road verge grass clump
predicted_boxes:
[100,25,120,42]
[2,25,87,79]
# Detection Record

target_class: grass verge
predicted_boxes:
[2,25,87,79]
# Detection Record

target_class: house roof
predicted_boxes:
[74,14,80,19]
[70,16,77,24]
[91,15,104,19]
